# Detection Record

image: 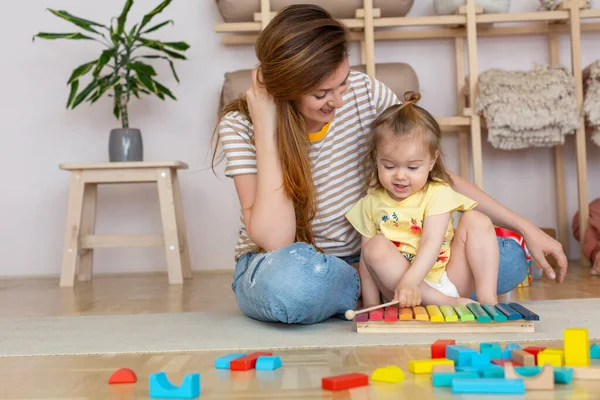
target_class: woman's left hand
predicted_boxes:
[522,222,568,282]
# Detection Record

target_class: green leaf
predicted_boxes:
[32,32,95,42]
[115,0,134,37]
[152,78,176,100]
[113,98,121,119]
[47,9,107,34]
[90,76,121,103]
[128,61,157,76]
[70,79,101,108]
[93,49,115,77]
[137,55,179,82]
[161,41,190,51]
[141,20,173,34]
[135,70,158,94]
[138,39,187,60]
[67,60,97,84]
[139,0,172,32]
[67,80,79,108]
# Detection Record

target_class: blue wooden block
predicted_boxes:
[149,372,200,399]
[502,343,522,359]
[508,302,540,321]
[481,304,507,322]
[432,371,479,387]
[480,343,502,359]
[215,353,246,369]
[591,344,600,359]
[553,367,574,384]
[470,353,491,368]
[514,366,541,377]
[478,365,504,378]
[456,366,480,373]
[255,356,282,370]
[452,378,525,394]
[495,303,522,320]
[446,345,478,367]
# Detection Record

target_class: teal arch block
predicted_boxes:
[256,356,282,370]
[149,372,200,399]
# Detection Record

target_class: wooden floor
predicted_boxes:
[0,262,599,399]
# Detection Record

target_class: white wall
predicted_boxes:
[1,0,599,277]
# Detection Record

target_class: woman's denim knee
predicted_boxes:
[232,243,359,324]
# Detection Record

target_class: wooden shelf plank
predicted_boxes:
[374,14,465,28]
[80,234,164,249]
[477,10,569,24]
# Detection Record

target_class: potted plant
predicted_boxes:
[33,0,190,162]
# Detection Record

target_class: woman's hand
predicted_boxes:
[521,222,568,282]
[394,279,421,308]
[245,67,277,137]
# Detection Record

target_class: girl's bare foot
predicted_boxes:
[453,297,478,306]
[592,259,600,276]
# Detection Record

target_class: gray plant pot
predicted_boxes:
[109,128,143,162]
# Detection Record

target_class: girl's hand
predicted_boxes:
[521,222,568,282]
[245,67,277,137]
[394,280,421,308]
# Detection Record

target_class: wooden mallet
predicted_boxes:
[345,299,400,320]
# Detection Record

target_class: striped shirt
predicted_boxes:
[218,70,400,259]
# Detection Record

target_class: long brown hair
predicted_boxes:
[365,91,453,191]
[211,5,349,248]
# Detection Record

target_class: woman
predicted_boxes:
[211,4,567,324]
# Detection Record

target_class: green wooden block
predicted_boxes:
[454,305,475,321]
[467,303,491,322]
[440,305,459,322]
[481,304,508,322]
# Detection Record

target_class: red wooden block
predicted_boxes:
[523,346,546,365]
[431,339,456,359]
[491,359,514,367]
[369,309,384,321]
[230,352,273,371]
[322,372,369,391]
[384,307,398,322]
[108,368,137,384]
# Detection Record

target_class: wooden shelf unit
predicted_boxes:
[214,0,600,261]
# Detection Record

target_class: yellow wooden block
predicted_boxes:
[426,305,444,322]
[538,349,564,367]
[371,365,405,383]
[564,328,590,367]
[440,305,459,322]
[414,306,429,321]
[408,358,454,374]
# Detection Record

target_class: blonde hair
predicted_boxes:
[211,5,349,250]
[364,91,453,191]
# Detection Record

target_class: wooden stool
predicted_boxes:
[58,161,192,287]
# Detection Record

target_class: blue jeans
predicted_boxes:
[232,238,528,325]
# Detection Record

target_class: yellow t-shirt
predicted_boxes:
[345,182,477,283]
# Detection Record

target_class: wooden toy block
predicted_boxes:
[230,352,273,371]
[591,343,600,358]
[149,372,200,399]
[505,363,554,390]
[481,304,507,322]
[451,378,525,394]
[571,365,600,380]
[322,372,369,391]
[495,303,522,320]
[479,365,504,378]
[564,328,590,367]
[480,343,502,359]
[431,339,456,359]
[255,356,282,370]
[369,309,384,321]
[491,359,513,367]
[446,345,477,367]
[355,313,369,322]
[215,353,246,369]
[371,365,404,383]
[466,303,491,322]
[109,368,137,384]
[413,306,429,321]
[432,371,478,387]
[503,343,522,359]
[523,346,546,364]
[456,366,480,373]
[384,306,398,322]
[454,305,475,321]
[512,366,574,384]
[408,358,454,374]
[399,307,413,320]
[432,364,455,373]
[470,353,491,368]
[508,302,540,320]
[440,305,458,322]
[537,350,564,367]
[512,349,535,366]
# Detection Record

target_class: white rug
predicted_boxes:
[1,299,599,357]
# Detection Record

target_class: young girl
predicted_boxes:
[346,91,500,309]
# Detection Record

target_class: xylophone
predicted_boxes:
[350,302,538,334]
